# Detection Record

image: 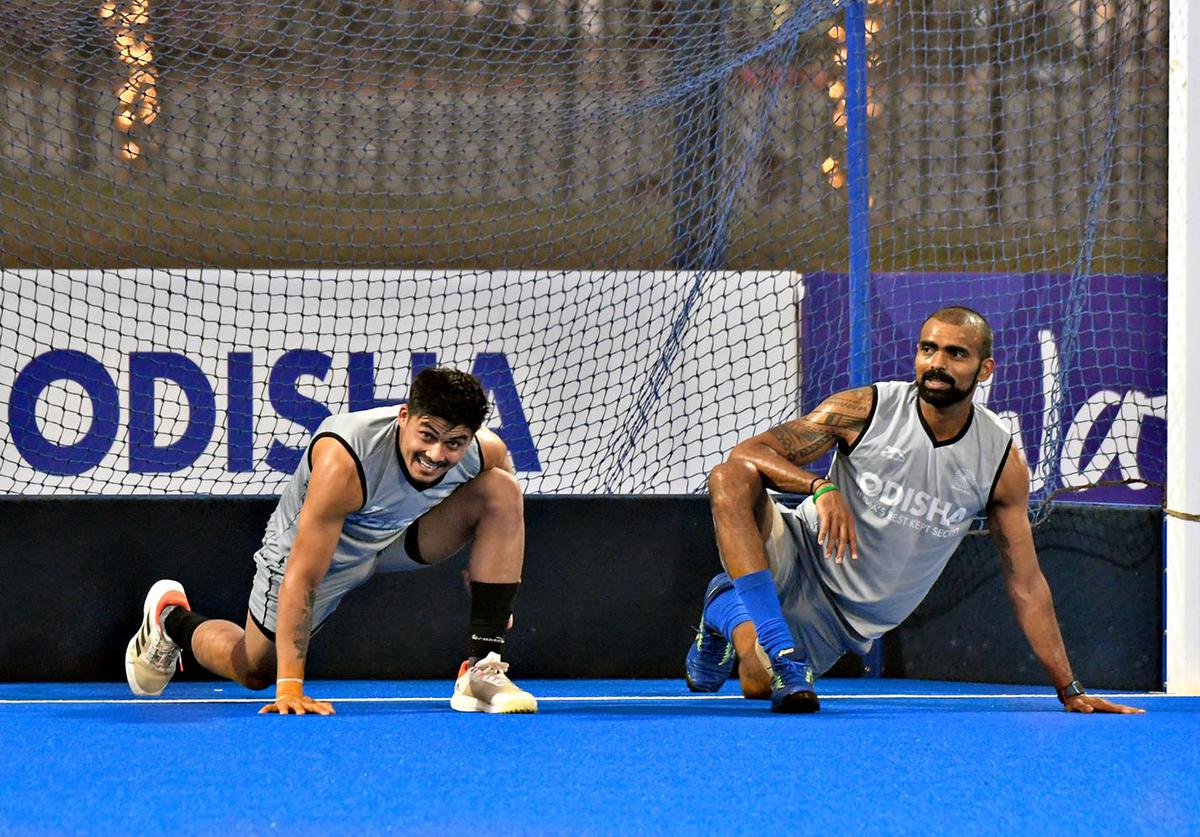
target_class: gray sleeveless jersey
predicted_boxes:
[786,380,1012,638]
[255,406,484,576]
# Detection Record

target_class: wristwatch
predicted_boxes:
[1056,679,1086,704]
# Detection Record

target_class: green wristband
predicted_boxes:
[812,483,839,502]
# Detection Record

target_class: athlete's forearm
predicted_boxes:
[729,422,838,495]
[272,502,344,682]
[730,444,829,494]
[274,576,318,680]
[1006,573,1074,688]
[990,503,1073,687]
[728,393,868,493]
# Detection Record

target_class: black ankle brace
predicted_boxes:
[468,581,520,661]
[163,606,210,653]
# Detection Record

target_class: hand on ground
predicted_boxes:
[1063,694,1144,714]
[259,694,335,716]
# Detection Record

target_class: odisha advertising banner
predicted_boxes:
[0,270,798,495]
[0,270,1166,502]
[801,273,1167,507]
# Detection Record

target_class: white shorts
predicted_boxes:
[764,502,873,676]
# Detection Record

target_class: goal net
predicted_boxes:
[0,0,1167,510]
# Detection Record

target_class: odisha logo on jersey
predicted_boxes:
[950,466,976,495]
[855,470,971,527]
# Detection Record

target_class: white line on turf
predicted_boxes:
[0,692,1177,705]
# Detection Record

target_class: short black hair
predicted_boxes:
[407,367,489,432]
[926,306,993,360]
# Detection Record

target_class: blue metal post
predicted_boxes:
[844,0,880,677]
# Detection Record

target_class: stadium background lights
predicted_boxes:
[100,0,158,162]
[823,4,883,192]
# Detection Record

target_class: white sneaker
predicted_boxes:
[450,652,538,714]
[124,579,190,697]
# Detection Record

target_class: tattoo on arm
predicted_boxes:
[768,424,833,464]
[992,526,1015,575]
[293,590,315,660]
[769,391,871,466]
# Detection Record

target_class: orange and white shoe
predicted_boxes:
[450,652,538,714]
[124,579,190,697]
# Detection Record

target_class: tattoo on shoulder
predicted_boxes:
[768,389,872,465]
[819,388,874,426]
[769,423,832,464]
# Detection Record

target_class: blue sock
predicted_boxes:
[732,569,796,661]
[705,586,750,641]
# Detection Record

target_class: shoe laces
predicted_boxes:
[692,625,733,662]
[772,650,811,677]
[472,656,514,687]
[141,627,180,673]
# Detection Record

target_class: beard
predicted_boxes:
[916,368,978,407]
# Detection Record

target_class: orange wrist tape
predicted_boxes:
[275,679,304,701]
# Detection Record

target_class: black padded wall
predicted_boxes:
[0,497,1161,689]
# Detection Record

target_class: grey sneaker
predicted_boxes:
[450,652,538,714]
[124,579,190,697]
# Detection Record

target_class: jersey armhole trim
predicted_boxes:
[840,383,879,456]
[309,431,368,513]
[986,437,1014,509]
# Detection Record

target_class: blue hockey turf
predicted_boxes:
[1,679,1195,835]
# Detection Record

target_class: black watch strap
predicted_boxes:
[1056,679,1086,704]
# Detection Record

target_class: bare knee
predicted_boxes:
[708,460,763,512]
[233,621,276,691]
[240,670,274,692]
[474,468,524,521]
[236,654,276,691]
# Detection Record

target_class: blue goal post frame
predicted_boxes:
[667,0,879,673]
[844,0,881,677]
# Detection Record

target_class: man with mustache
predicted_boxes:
[685,306,1142,715]
[124,366,537,716]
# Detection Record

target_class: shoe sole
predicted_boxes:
[685,668,730,694]
[771,690,821,714]
[450,692,538,714]
[124,579,188,697]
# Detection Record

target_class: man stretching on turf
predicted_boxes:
[686,306,1143,715]
[126,366,536,716]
